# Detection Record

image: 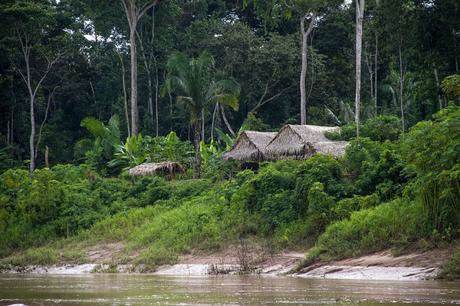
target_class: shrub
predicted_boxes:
[439,246,460,280]
[230,163,297,233]
[343,138,405,197]
[327,115,402,142]
[0,165,153,255]
[361,115,402,142]
[304,182,336,238]
[316,199,426,260]
[294,155,346,214]
[333,193,380,220]
[402,105,460,232]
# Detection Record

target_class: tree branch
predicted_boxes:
[220,104,235,136]
[251,85,293,113]
[32,54,60,99]
[303,12,317,37]
[35,86,58,159]
[138,0,158,22]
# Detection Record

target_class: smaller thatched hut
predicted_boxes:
[223,131,278,162]
[265,125,346,160]
[128,161,185,179]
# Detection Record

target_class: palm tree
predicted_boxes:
[163,50,240,178]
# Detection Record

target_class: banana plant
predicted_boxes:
[109,134,146,170]
[79,115,121,164]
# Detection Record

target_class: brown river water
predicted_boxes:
[0,274,459,305]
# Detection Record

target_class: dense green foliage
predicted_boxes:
[0,0,459,273]
[440,246,460,280]
[0,0,459,167]
[316,200,425,260]
[1,107,458,270]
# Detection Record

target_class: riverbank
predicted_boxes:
[0,245,454,281]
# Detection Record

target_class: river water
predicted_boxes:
[0,274,460,305]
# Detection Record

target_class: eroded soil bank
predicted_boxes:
[1,243,454,281]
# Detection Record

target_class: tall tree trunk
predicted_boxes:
[9,78,16,145]
[16,28,58,172]
[10,109,14,145]
[45,145,49,168]
[136,30,155,135]
[210,103,219,141]
[29,95,35,172]
[433,64,442,110]
[201,110,205,141]
[7,120,10,146]
[35,86,55,163]
[146,68,154,128]
[166,70,173,131]
[116,51,130,137]
[300,12,316,125]
[220,104,235,136]
[129,26,139,136]
[398,44,405,133]
[355,0,365,137]
[122,0,158,136]
[193,120,201,179]
[374,32,378,114]
[152,8,159,137]
[364,43,374,107]
[155,64,159,136]
[454,28,459,73]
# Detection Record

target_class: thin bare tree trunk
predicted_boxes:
[121,0,158,136]
[306,35,316,106]
[7,120,10,146]
[11,109,14,144]
[210,103,219,141]
[220,104,235,136]
[29,94,35,172]
[15,27,58,172]
[116,51,130,137]
[355,0,365,137]
[147,69,154,124]
[433,64,443,110]
[398,44,405,133]
[155,63,159,136]
[45,145,49,168]
[201,109,205,141]
[9,78,16,145]
[454,28,459,73]
[35,86,56,163]
[129,26,139,136]
[300,12,316,125]
[137,30,156,135]
[152,9,159,137]
[364,43,374,106]
[166,70,173,131]
[193,121,201,179]
[374,32,378,114]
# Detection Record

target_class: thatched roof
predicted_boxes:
[128,162,185,177]
[223,131,278,162]
[265,125,346,160]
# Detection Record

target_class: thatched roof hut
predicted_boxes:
[128,161,185,177]
[265,125,346,160]
[223,131,278,162]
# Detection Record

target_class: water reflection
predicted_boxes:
[0,274,459,305]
